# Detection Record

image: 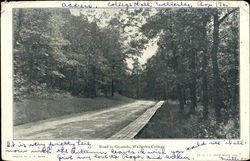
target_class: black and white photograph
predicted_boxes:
[12,6,240,140]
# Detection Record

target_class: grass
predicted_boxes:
[13,93,135,126]
[135,100,240,139]
[135,100,192,138]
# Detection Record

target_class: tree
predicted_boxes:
[131,57,143,98]
[13,8,239,125]
[135,8,239,119]
[209,8,238,121]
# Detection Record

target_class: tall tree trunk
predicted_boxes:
[75,65,79,94]
[104,85,108,97]
[183,88,186,105]
[169,10,184,112]
[111,65,115,96]
[211,11,224,121]
[199,20,210,119]
[85,65,90,97]
[176,54,185,113]
[233,47,238,114]
[111,78,114,96]
[165,66,169,103]
[92,67,96,97]
[136,71,139,99]
[171,49,185,113]
[165,84,169,103]
[177,84,184,112]
[160,52,169,103]
[202,50,209,118]
[28,47,34,94]
[189,49,197,114]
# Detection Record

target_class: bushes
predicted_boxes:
[136,101,239,139]
[189,105,240,138]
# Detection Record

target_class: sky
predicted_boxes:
[70,8,158,69]
[126,41,158,69]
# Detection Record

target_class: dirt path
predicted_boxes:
[14,100,156,139]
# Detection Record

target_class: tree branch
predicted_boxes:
[219,8,237,24]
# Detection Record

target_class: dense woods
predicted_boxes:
[14,8,239,137]
[139,8,239,121]
[14,9,129,99]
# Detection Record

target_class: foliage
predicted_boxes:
[136,101,239,139]
[135,8,239,122]
[14,8,239,137]
[13,9,129,100]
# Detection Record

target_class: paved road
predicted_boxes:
[14,100,156,139]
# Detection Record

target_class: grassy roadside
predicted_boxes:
[14,93,134,126]
[135,100,191,138]
[135,100,239,139]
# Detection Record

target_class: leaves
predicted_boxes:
[14,8,130,99]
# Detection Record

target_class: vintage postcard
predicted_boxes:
[1,1,249,161]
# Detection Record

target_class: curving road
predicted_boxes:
[14,100,156,139]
